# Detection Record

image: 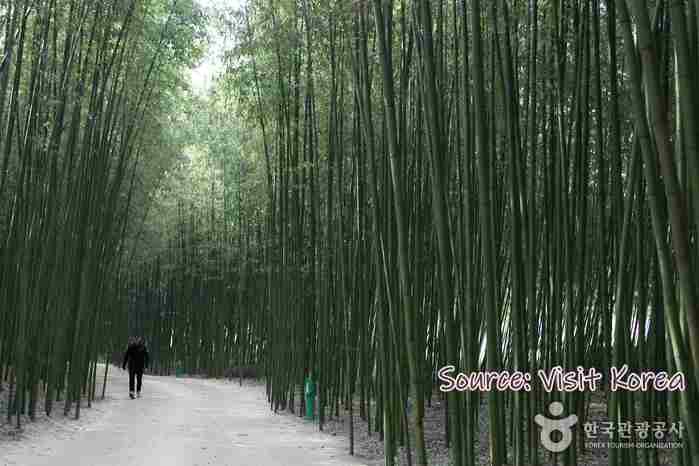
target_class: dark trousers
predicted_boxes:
[129,370,143,393]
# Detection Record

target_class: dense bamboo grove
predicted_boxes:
[4,0,698,465]
[0,0,205,424]
[189,0,696,465]
[124,0,699,463]
[122,88,270,376]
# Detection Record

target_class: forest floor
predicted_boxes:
[0,366,367,466]
[293,392,678,466]
[1,370,679,466]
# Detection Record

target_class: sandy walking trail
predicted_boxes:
[1,369,367,466]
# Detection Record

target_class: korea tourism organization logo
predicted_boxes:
[532,401,684,453]
[535,402,578,453]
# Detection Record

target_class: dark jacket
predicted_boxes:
[122,342,149,373]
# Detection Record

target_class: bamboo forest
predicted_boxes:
[1,0,698,465]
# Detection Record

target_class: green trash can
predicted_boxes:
[304,372,316,420]
[175,367,184,378]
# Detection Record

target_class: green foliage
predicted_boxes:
[0,0,208,421]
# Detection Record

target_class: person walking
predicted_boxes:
[122,336,149,399]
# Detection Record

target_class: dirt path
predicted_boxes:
[1,368,367,466]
